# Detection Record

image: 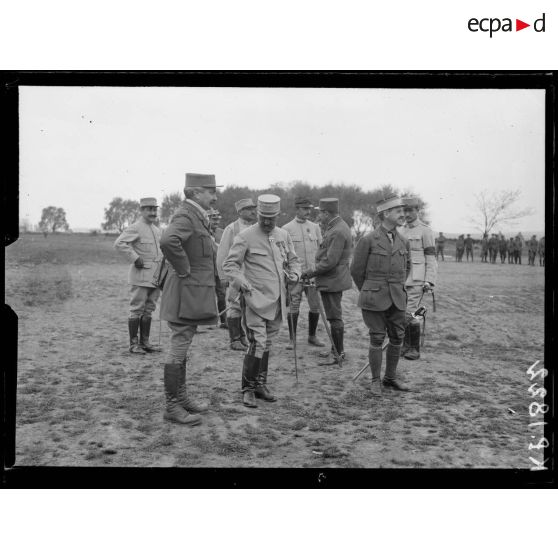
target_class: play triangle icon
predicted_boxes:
[516,19,530,31]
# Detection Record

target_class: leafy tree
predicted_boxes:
[159,192,183,225]
[102,197,140,232]
[38,206,70,234]
[470,189,534,236]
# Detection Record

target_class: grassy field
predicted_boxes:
[6,232,546,469]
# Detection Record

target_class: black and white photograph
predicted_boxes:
[4,74,551,479]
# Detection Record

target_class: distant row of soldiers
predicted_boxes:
[434,232,544,266]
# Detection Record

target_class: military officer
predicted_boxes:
[538,236,545,266]
[282,196,325,348]
[435,232,446,261]
[158,173,222,426]
[216,198,258,350]
[223,194,301,408]
[114,197,163,354]
[398,197,437,360]
[351,195,411,396]
[528,235,538,266]
[464,234,474,262]
[300,198,353,365]
[208,209,227,329]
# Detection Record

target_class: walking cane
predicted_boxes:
[283,270,299,382]
[352,338,389,381]
[217,293,241,318]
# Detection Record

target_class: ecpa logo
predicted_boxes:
[468,13,546,37]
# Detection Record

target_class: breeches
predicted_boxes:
[362,305,406,348]
[288,282,321,314]
[129,285,160,318]
[320,291,344,329]
[243,302,282,358]
[166,322,197,365]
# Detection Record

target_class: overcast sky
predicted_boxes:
[19,86,545,235]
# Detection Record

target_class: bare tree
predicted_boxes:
[470,189,534,235]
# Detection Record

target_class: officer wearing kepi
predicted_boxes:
[351,195,411,396]
[223,194,301,408]
[398,197,437,360]
[282,196,325,348]
[114,197,163,354]
[301,198,353,365]
[158,173,222,426]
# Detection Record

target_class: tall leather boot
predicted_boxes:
[307,312,325,346]
[139,315,161,352]
[242,354,261,408]
[400,325,411,357]
[286,312,299,350]
[255,351,277,402]
[368,346,383,397]
[228,317,245,351]
[177,361,209,414]
[332,326,345,361]
[383,343,409,391]
[404,322,421,360]
[163,364,202,425]
[128,317,146,354]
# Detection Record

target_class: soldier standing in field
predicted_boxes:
[351,195,411,396]
[114,197,163,354]
[208,209,228,329]
[488,234,498,263]
[158,173,222,426]
[300,198,353,365]
[507,237,515,264]
[514,234,523,264]
[480,233,488,263]
[455,234,465,262]
[528,235,538,266]
[538,236,545,266]
[498,233,507,263]
[282,196,325,348]
[216,198,258,350]
[223,194,301,408]
[435,232,446,261]
[398,197,437,360]
[464,234,474,262]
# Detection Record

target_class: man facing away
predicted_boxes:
[216,198,258,350]
[114,197,162,354]
[398,197,437,361]
[282,196,325,348]
[158,173,222,426]
[351,195,411,396]
[464,234,474,262]
[301,198,353,365]
[223,194,301,408]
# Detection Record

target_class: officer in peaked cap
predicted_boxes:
[114,196,163,355]
[301,197,353,365]
[398,196,437,361]
[216,197,258,350]
[351,194,411,396]
[223,194,301,408]
[282,196,325,348]
[157,173,222,426]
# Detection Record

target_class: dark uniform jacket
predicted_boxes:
[350,225,411,312]
[159,200,217,325]
[309,215,353,292]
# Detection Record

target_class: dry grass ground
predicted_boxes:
[6,233,545,468]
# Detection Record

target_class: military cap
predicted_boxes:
[235,198,257,212]
[403,197,420,208]
[185,173,224,189]
[294,196,314,208]
[318,198,339,213]
[376,195,404,213]
[139,197,158,207]
[257,194,281,217]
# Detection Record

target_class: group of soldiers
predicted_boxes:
[434,231,544,266]
[114,174,438,426]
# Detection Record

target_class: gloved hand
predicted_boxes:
[134,257,144,269]
[232,276,252,294]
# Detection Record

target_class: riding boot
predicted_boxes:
[368,346,383,397]
[332,326,345,361]
[255,351,277,402]
[163,364,202,425]
[128,317,146,354]
[404,322,421,360]
[139,315,161,352]
[177,361,209,414]
[307,312,325,346]
[228,317,246,351]
[242,354,261,408]
[400,325,411,357]
[383,342,409,391]
[286,312,299,350]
